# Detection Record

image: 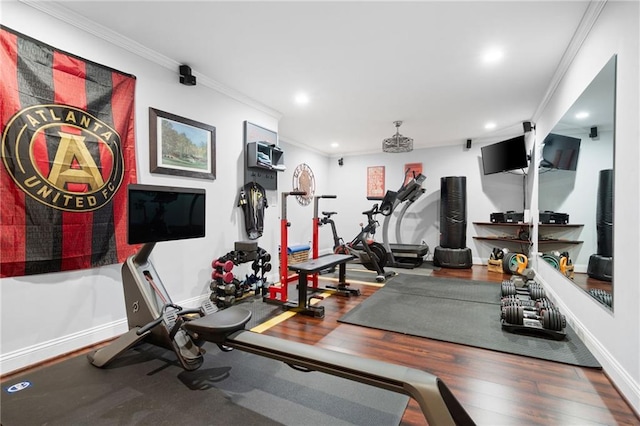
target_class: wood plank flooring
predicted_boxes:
[261,265,639,425]
[1,265,637,425]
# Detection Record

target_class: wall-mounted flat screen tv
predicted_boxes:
[128,184,206,245]
[540,133,581,171]
[481,135,528,175]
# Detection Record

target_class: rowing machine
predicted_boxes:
[88,242,475,426]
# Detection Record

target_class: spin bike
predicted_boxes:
[319,204,394,282]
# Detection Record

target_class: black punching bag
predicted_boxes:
[596,169,614,257]
[588,169,613,281]
[439,176,467,249]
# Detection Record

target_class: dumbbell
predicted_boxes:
[210,293,236,307]
[589,288,613,307]
[501,305,566,331]
[210,280,236,294]
[211,269,234,283]
[501,281,545,300]
[259,252,272,262]
[212,259,234,272]
[251,259,272,273]
[501,295,554,311]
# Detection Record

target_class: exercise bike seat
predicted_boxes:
[183,306,252,344]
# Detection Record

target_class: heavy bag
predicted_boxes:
[439,176,467,249]
[587,254,613,282]
[596,169,614,257]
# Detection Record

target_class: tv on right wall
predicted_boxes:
[540,133,581,171]
[481,135,529,175]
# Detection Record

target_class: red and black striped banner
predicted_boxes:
[1,26,138,277]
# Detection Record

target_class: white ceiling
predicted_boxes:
[41,1,592,156]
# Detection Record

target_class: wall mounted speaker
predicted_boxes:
[523,121,533,132]
[466,139,472,149]
[179,65,196,86]
[590,126,598,138]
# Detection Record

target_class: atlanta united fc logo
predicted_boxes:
[1,104,124,212]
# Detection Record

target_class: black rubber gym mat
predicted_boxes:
[339,274,601,368]
[1,342,409,426]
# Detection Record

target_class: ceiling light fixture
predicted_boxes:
[294,92,309,105]
[382,121,413,153]
[482,48,504,64]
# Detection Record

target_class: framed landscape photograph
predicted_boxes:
[149,107,216,180]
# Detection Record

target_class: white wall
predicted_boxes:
[0,1,282,373]
[533,0,640,414]
[326,138,530,265]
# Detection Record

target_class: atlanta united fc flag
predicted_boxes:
[1,27,138,278]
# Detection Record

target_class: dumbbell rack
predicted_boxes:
[210,243,272,308]
[500,278,567,341]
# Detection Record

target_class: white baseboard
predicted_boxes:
[535,273,640,417]
[0,295,207,377]
[0,319,128,376]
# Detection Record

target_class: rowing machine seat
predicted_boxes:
[183,306,252,344]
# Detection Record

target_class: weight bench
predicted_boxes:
[88,244,475,426]
[281,253,357,318]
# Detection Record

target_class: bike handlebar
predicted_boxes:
[362,204,379,218]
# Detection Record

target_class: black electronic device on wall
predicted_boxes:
[481,135,529,175]
[179,65,196,86]
[490,211,525,223]
[127,184,206,244]
[540,133,581,171]
[539,211,570,224]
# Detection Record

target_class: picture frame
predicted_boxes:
[244,121,278,146]
[404,162,423,185]
[367,166,385,199]
[149,107,216,180]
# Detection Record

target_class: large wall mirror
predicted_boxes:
[538,55,616,311]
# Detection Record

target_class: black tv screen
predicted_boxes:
[128,184,206,245]
[540,133,581,171]
[481,135,528,175]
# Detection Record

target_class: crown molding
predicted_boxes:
[532,0,607,122]
[20,0,283,120]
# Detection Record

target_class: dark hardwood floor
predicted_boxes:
[260,265,638,425]
[1,265,636,425]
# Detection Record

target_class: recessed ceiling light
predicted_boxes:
[484,122,497,130]
[482,48,504,64]
[575,111,589,119]
[330,142,339,148]
[294,92,309,105]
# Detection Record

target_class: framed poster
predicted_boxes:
[367,166,385,199]
[404,162,423,185]
[149,107,216,180]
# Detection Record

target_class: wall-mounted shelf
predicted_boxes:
[473,236,530,243]
[473,222,529,227]
[472,222,584,246]
[245,142,285,190]
[538,222,584,245]
[472,222,532,250]
[247,141,284,171]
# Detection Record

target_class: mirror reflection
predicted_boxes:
[538,55,616,311]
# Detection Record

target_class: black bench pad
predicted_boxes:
[288,254,354,273]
